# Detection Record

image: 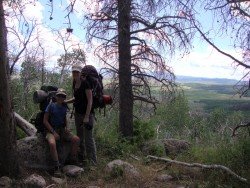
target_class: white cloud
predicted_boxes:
[5,1,90,70]
[5,1,248,80]
[170,45,246,79]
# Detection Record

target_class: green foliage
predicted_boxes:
[16,127,26,140]
[182,137,250,187]
[9,69,250,187]
[95,110,158,158]
[141,140,165,156]
[150,92,191,139]
[20,57,40,84]
[10,77,39,120]
[227,111,244,126]
[132,120,155,144]
[208,108,227,131]
[57,48,86,68]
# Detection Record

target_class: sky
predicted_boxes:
[4,0,248,80]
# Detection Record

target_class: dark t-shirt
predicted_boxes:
[45,103,67,129]
[73,79,93,114]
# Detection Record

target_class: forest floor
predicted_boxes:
[18,158,219,188]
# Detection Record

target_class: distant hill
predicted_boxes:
[176,75,238,85]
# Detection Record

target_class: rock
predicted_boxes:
[0,176,12,187]
[106,159,140,179]
[163,139,190,158]
[17,134,72,169]
[62,165,84,177]
[155,174,174,182]
[24,174,46,188]
[51,177,67,186]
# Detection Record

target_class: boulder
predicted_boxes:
[62,165,84,177]
[163,139,190,158]
[51,177,67,186]
[17,134,72,169]
[106,160,140,179]
[155,174,174,182]
[0,176,12,187]
[24,174,46,188]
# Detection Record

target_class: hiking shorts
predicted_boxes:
[46,128,74,142]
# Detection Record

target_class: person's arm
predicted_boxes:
[83,89,93,123]
[65,97,75,104]
[43,112,54,133]
[43,107,60,140]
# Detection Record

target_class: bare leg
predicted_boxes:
[46,133,59,162]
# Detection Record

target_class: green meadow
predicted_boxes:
[179,80,250,119]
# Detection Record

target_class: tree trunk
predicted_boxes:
[117,0,133,137]
[0,0,19,177]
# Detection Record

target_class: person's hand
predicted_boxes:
[83,116,89,124]
[83,115,92,130]
[53,132,60,140]
[84,122,93,130]
[64,127,70,133]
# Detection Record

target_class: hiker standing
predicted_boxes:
[66,64,97,166]
[43,88,80,175]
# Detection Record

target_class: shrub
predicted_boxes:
[132,120,155,145]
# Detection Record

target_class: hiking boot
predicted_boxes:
[53,166,63,178]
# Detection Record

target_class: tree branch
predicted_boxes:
[194,22,250,69]
[147,155,248,184]
[232,122,250,136]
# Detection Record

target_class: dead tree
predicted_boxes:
[53,29,85,85]
[4,1,41,75]
[85,0,196,137]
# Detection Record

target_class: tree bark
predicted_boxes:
[0,0,19,177]
[118,0,133,137]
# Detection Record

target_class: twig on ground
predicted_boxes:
[45,184,56,188]
[147,155,248,184]
[130,154,140,161]
[232,122,250,137]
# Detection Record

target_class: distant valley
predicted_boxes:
[176,75,238,85]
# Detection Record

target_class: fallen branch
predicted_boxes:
[147,155,248,184]
[129,154,140,161]
[14,112,37,136]
[45,184,56,188]
[232,122,250,137]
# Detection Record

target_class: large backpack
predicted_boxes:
[81,65,112,109]
[31,85,58,134]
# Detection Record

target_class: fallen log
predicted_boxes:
[14,112,37,136]
[147,155,248,184]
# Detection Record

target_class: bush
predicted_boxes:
[16,127,26,140]
[180,137,250,187]
[132,120,155,145]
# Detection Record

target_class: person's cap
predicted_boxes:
[72,64,82,72]
[56,88,67,97]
